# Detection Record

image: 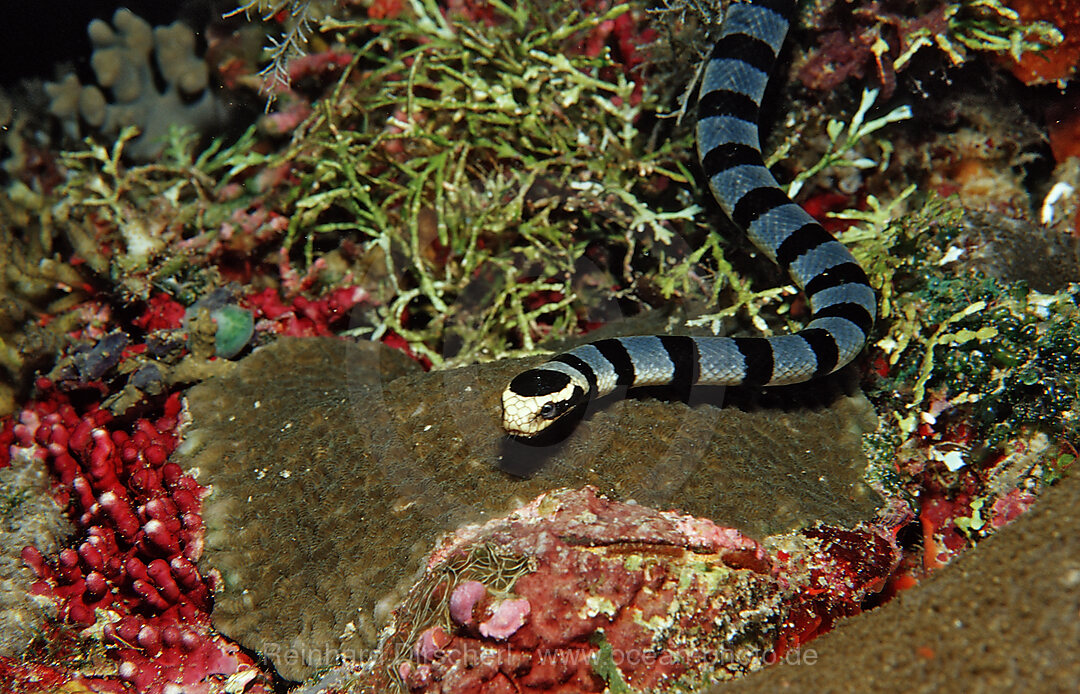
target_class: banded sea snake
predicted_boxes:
[502,0,877,437]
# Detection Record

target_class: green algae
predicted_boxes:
[894,0,1063,70]
[287,0,696,367]
[829,185,1080,508]
[878,272,1080,447]
[590,631,635,694]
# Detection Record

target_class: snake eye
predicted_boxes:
[539,402,558,419]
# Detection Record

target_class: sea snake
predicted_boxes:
[502,0,876,437]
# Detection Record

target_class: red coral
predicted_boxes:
[444,0,499,26]
[7,383,271,694]
[770,524,902,660]
[244,284,370,337]
[575,3,656,105]
[801,190,857,233]
[0,656,129,694]
[133,293,186,332]
[918,492,975,570]
[286,50,353,84]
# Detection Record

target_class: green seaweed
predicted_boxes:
[895,0,1063,70]
[774,88,911,200]
[247,0,699,367]
[590,631,635,694]
[844,186,1080,461]
[51,123,263,301]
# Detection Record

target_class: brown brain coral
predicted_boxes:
[176,337,882,681]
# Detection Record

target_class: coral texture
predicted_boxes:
[315,486,901,692]
[176,337,882,680]
[4,382,271,693]
[44,9,224,159]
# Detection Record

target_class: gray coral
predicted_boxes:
[44,8,224,159]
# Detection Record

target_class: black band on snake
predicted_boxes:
[502,0,876,437]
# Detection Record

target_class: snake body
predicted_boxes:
[502,0,876,437]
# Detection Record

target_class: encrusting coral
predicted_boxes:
[308,486,902,693]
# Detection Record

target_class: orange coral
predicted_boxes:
[1001,0,1080,84]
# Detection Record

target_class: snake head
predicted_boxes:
[501,366,589,436]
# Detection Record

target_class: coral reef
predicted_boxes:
[176,337,881,681]
[3,383,271,693]
[306,487,901,692]
[44,9,225,159]
[0,0,1077,689]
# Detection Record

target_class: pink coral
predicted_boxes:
[414,626,453,662]
[449,580,487,626]
[351,487,903,693]
[478,598,531,640]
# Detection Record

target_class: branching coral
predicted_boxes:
[44,9,225,160]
